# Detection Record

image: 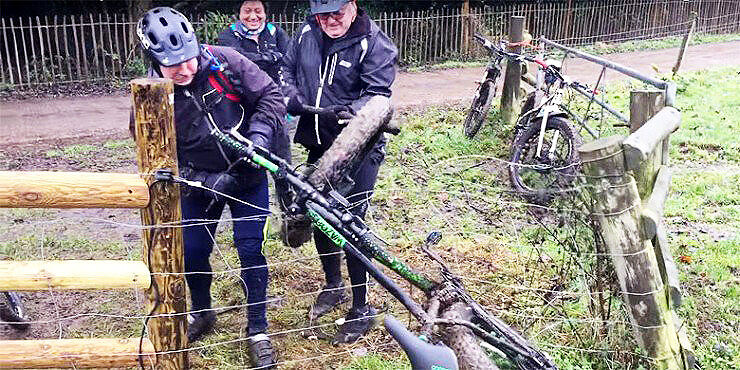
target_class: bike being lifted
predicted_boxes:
[167,96,558,370]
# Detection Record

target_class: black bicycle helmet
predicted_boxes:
[137,7,200,67]
[309,0,350,15]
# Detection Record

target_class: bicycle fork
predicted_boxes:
[535,107,560,161]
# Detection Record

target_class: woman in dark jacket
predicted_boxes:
[218,0,293,225]
[281,0,398,344]
[136,7,284,368]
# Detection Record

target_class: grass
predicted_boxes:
[0,65,738,369]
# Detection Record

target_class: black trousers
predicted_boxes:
[307,138,386,309]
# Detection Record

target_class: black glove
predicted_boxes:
[180,166,240,203]
[244,51,283,64]
[248,132,270,150]
[319,105,355,121]
[286,95,308,116]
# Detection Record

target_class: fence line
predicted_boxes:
[1,0,739,88]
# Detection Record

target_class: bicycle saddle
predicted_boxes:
[384,315,459,370]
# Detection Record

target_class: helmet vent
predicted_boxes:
[181,22,189,33]
[170,34,179,46]
[160,18,168,27]
[147,32,158,45]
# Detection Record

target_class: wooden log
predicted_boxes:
[623,106,680,173]
[0,171,149,209]
[0,260,150,291]
[0,338,155,369]
[500,16,524,126]
[131,78,188,369]
[579,135,683,369]
[641,165,672,240]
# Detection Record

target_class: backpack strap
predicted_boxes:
[203,45,241,102]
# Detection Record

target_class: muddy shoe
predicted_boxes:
[333,305,378,344]
[308,283,348,320]
[247,333,276,369]
[187,311,216,343]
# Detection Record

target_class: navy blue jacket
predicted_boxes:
[282,10,398,152]
[142,46,285,174]
[218,22,290,84]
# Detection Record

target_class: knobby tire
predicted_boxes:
[0,292,29,330]
[509,116,582,204]
[463,80,495,139]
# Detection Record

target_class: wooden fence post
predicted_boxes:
[579,136,684,369]
[673,12,698,76]
[131,78,188,370]
[629,90,665,199]
[500,15,524,126]
[461,0,471,57]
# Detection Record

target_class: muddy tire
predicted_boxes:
[509,116,582,204]
[307,96,393,191]
[0,292,30,330]
[463,80,495,139]
[441,302,499,370]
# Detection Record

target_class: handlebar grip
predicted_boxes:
[384,315,459,370]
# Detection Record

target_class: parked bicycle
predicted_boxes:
[172,107,558,369]
[0,291,30,330]
[464,34,600,204]
[462,35,508,139]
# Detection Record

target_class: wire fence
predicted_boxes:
[0,0,738,88]
[1,138,668,368]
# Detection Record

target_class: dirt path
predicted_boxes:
[1,40,739,146]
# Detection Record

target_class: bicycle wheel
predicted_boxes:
[0,291,30,330]
[508,116,582,204]
[441,302,499,370]
[463,80,495,139]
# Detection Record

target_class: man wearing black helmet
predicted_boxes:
[135,7,284,368]
[281,0,398,344]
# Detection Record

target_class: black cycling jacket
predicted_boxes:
[218,22,290,84]
[282,9,398,152]
[135,45,286,174]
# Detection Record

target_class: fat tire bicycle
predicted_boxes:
[180,109,558,369]
[0,291,30,330]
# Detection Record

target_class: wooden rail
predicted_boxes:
[0,338,155,368]
[0,171,149,208]
[0,260,150,290]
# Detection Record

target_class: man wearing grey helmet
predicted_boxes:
[134,7,283,368]
[281,0,398,344]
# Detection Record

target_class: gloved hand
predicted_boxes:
[285,94,307,116]
[244,51,283,64]
[248,132,270,150]
[318,105,355,122]
[180,166,240,203]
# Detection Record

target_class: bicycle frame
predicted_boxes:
[196,128,556,369]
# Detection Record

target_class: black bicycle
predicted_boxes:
[463,34,507,139]
[0,291,30,330]
[180,106,558,369]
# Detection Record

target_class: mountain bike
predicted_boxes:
[462,35,507,138]
[508,58,587,204]
[0,291,30,330]
[177,110,558,369]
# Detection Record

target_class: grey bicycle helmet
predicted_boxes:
[309,0,350,15]
[137,7,200,67]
